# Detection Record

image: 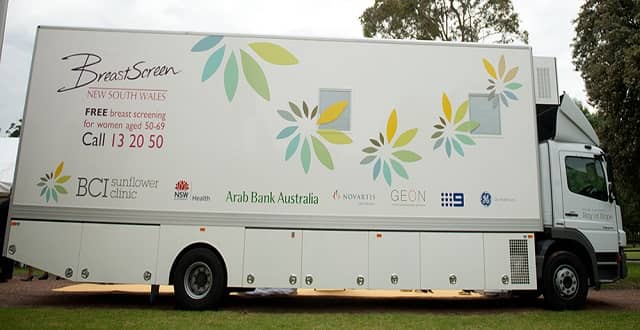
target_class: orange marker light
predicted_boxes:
[376,233,382,238]
[199,227,206,232]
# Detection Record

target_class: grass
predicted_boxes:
[625,249,640,260]
[602,262,640,289]
[0,308,638,329]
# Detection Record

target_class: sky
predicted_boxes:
[0,0,587,135]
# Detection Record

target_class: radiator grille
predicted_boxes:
[536,67,551,99]
[509,239,530,284]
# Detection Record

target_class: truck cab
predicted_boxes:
[534,61,627,308]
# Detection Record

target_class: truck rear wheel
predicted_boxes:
[543,251,588,310]
[173,248,227,310]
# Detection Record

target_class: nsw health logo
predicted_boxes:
[440,192,464,208]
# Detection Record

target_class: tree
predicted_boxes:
[360,0,528,43]
[5,119,21,137]
[573,0,640,229]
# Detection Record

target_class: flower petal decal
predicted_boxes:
[361,109,421,186]
[192,36,298,102]
[483,55,522,108]
[431,93,480,158]
[37,161,70,203]
[277,100,352,173]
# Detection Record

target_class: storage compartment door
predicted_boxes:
[78,223,159,284]
[484,233,536,289]
[243,229,302,288]
[421,233,485,290]
[301,230,368,289]
[7,220,82,281]
[369,232,419,289]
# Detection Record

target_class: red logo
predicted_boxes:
[332,190,340,200]
[175,180,190,191]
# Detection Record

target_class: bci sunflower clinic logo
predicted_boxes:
[36,162,70,203]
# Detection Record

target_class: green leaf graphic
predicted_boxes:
[289,102,303,118]
[433,137,444,150]
[311,136,334,170]
[382,160,392,186]
[360,155,376,165]
[285,134,300,160]
[456,134,475,145]
[362,147,378,154]
[370,139,381,147]
[392,150,422,162]
[317,130,352,144]
[303,101,309,118]
[56,176,70,184]
[249,42,299,65]
[506,82,522,90]
[390,158,408,179]
[240,50,270,101]
[278,110,296,122]
[40,186,47,196]
[454,101,469,124]
[277,126,298,139]
[301,138,311,173]
[224,52,239,101]
[45,188,50,202]
[393,128,418,148]
[431,131,444,139]
[55,185,68,194]
[445,138,452,157]
[202,46,226,82]
[51,188,58,202]
[455,121,480,132]
[452,138,464,156]
[373,158,381,180]
[310,106,318,119]
[37,182,45,187]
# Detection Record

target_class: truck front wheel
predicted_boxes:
[173,248,227,310]
[543,251,588,310]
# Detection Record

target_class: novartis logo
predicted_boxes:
[331,189,375,202]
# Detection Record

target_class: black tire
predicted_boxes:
[173,248,227,310]
[542,251,588,310]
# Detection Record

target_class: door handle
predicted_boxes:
[565,211,579,217]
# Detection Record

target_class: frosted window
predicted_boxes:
[469,93,501,135]
[319,89,351,131]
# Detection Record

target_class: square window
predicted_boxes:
[469,93,501,135]
[319,89,351,131]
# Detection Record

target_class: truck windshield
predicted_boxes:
[565,156,608,202]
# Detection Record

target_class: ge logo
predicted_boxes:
[481,192,492,207]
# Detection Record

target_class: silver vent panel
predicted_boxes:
[533,57,559,105]
[509,239,530,284]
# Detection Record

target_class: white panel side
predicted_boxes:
[301,230,368,289]
[243,229,302,288]
[7,220,82,280]
[420,233,484,290]
[78,223,159,283]
[484,233,536,290]
[369,231,419,289]
[533,57,559,105]
[538,142,553,227]
[156,225,244,286]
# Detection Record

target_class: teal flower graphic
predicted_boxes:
[483,55,523,108]
[277,100,352,173]
[431,93,479,158]
[361,109,421,186]
[192,36,298,102]
[36,162,70,203]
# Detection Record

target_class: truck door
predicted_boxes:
[559,152,618,252]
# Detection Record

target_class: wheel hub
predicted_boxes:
[553,264,578,299]
[184,261,213,300]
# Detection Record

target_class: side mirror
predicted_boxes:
[608,183,615,203]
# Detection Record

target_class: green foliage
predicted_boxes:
[602,262,640,290]
[1,307,640,329]
[360,0,528,43]
[572,0,640,229]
